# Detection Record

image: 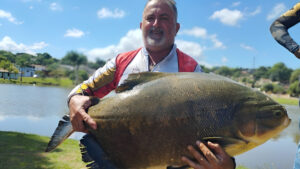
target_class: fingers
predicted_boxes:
[206,141,227,161]
[182,141,235,169]
[79,108,97,130]
[197,141,218,164]
[189,144,209,166]
[181,156,202,169]
[69,95,97,132]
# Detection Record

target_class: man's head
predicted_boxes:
[140,0,180,53]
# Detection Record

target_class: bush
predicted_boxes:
[273,84,286,94]
[261,83,274,93]
[288,81,300,97]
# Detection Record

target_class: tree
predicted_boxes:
[61,51,87,84]
[268,62,292,84]
[15,53,33,82]
[253,66,270,81]
[290,69,300,84]
[214,66,233,77]
[87,58,106,70]
[35,53,55,66]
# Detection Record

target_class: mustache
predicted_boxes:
[148,27,164,34]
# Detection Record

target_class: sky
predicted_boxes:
[0,0,300,70]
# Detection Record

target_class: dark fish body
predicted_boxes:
[46,72,290,169]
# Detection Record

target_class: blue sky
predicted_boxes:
[0,0,299,70]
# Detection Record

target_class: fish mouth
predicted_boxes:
[283,117,291,127]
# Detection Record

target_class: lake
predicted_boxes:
[0,84,299,169]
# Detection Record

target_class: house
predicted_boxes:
[19,66,35,77]
[0,68,19,79]
[18,65,46,77]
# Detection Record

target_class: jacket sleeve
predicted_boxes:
[67,57,117,103]
[270,3,300,53]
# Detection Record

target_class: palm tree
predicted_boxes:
[62,51,87,84]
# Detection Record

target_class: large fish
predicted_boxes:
[46,72,290,169]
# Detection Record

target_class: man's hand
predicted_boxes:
[181,141,235,169]
[293,48,300,59]
[68,95,97,133]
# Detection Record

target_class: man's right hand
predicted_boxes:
[68,95,97,133]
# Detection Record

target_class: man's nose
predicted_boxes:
[153,18,160,27]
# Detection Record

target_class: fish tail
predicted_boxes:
[45,115,74,152]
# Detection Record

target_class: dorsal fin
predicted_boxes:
[115,72,172,93]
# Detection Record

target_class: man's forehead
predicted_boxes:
[143,1,173,16]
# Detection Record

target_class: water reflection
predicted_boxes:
[0,84,299,168]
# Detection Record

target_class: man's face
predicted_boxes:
[140,1,180,52]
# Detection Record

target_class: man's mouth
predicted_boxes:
[149,28,164,39]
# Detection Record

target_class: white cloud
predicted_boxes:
[50,2,63,11]
[97,8,125,19]
[267,3,286,21]
[210,8,243,26]
[249,6,261,16]
[179,27,207,38]
[85,29,207,65]
[222,57,228,64]
[176,40,204,60]
[64,28,85,38]
[0,36,48,55]
[0,9,23,25]
[179,27,226,49]
[0,115,5,121]
[232,2,241,7]
[209,34,225,49]
[85,29,142,61]
[240,43,255,51]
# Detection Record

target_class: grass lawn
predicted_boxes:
[0,77,74,88]
[0,131,249,169]
[0,131,85,169]
[270,95,299,106]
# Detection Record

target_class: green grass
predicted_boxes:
[270,95,299,105]
[0,131,86,169]
[0,77,74,87]
[236,166,250,169]
[0,131,251,169]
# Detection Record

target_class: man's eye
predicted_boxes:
[147,17,154,21]
[161,16,169,20]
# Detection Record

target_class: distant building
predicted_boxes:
[18,65,47,77]
[19,66,35,77]
[0,68,18,79]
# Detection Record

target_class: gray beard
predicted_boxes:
[145,36,166,47]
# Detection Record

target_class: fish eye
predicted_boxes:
[274,111,283,117]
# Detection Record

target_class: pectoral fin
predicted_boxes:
[202,137,248,156]
[116,72,172,93]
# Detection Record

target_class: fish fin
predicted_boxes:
[116,72,172,93]
[202,137,248,156]
[80,143,101,169]
[202,137,247,148]
[45,115,74,152]
[166,165,189,169]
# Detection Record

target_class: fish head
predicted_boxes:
[230,90,291,155]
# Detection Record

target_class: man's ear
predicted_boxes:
[140,22,142,29]
[176,23,180,34]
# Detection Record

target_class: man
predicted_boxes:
[68,0,235,168]
[270,3,300,169]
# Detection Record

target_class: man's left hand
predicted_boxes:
[181,141,235,169]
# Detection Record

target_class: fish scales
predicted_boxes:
[46,72,290,169]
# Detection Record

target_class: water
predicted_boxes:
[0,84,84,139]
[0,84,299,168]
